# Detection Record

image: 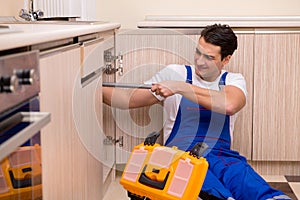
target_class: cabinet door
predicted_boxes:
[253,33,300,161]
[40,45,103,199]
[80,33,116,191]
[114,30,196,165]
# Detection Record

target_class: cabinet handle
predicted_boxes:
[39,43,81,57]
[81,37,104,46]
[81,67,104,87]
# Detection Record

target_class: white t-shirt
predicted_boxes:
[144,64,247,144]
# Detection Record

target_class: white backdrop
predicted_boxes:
[96,0,300,28]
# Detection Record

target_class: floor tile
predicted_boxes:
[262,175,287,182]
[103,176,128,200]
[286,175,300,182]
[103,175,300,200]
[289,183,300,200]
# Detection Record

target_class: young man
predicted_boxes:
[103,24,290,200]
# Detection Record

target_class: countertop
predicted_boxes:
[0,22,121,51]
[137,16,300,28]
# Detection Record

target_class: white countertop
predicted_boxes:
[0,22,121,51]
[137,16,300,28]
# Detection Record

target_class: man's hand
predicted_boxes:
[151,81,180,98]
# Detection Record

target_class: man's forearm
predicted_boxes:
[102,87,131,109]
[151,81,246,115]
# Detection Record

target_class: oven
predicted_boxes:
[0,50,50,199]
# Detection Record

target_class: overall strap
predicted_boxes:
[219,71,228,88]
[165,65,192,146]
[185,65,193,84]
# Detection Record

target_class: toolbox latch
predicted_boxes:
[189,142,209,158]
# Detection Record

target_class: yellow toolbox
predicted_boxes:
[0,144,42,200]
[120,132,209,200]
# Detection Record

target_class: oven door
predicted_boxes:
[0,111,50,161]
[0,97,50,200]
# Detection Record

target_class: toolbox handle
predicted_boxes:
[138,165,169,190]
[144,132,160,146]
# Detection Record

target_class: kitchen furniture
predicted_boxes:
[112,28,253,164]
[110,18,300,176]
[0,22,120,199]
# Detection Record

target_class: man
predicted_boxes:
[103,24,290,200]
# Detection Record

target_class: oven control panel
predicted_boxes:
[0,51,40,114]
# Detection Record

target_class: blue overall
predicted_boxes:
[165,66,289,200]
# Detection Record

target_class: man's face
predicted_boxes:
[194,37,229,81]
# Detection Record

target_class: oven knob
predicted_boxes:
[14,69,35,85]
[0,75,18,93]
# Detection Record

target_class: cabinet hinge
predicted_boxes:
[104,50,123,76]
[103,136,124,147]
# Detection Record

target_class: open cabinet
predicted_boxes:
[107,28,300,176]
[105,29,254,170]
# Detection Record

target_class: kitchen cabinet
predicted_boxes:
[252,32,300,161]
[39,45,83,199]
[111,29,254,167]
[111,28,300,166]
[39,30,116,199]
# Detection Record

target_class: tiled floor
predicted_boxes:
[103,175,300,200]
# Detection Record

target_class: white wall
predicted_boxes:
[1,0,300,29]
[96,0,300,28]
[0,0,23,16]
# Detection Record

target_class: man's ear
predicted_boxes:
[222,55,231,65]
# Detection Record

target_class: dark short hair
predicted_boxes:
[201,24,238,60]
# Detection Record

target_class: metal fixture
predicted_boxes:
[104,49,123,75]
[103,136,124,147]
[19,0,44,21]
[102,82,152,89]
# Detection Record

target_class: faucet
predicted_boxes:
[19,0,44,21]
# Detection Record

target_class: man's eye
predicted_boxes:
[205,55,213,60]
[195,48,201,55]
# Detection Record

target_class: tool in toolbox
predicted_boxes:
[120,132,209,200]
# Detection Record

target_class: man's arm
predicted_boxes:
[151,81,246,115]
[103,86,160,109]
